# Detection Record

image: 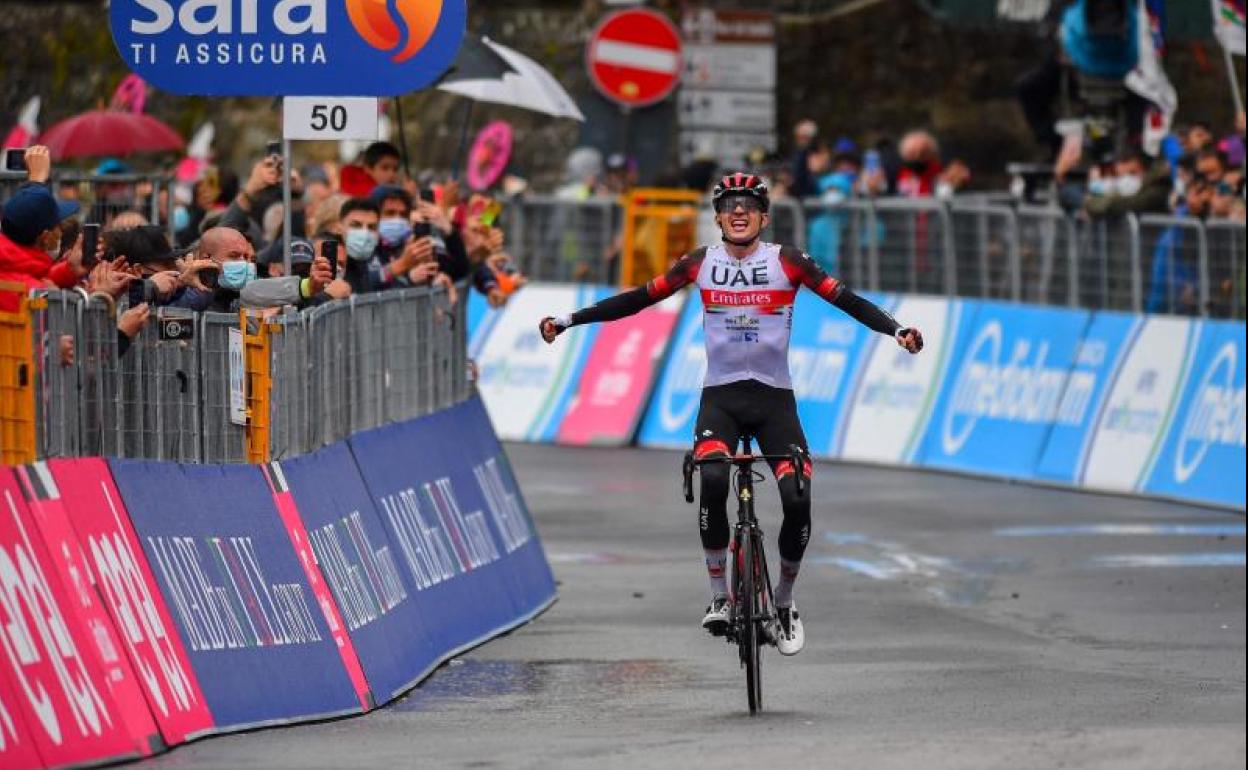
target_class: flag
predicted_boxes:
[2,96,40,150]
[1212,0,1246,56]
[1126,0,1177,155]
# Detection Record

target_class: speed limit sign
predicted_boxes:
[282,97,380,141]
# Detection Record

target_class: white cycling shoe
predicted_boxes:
[702,595,731,636]
[773,602,804,656]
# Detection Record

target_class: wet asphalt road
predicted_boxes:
[143,444,1244,770]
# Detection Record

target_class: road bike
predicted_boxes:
[683,437,808,714]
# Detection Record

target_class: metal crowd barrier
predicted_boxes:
[508,192,1244,320]
[22,283,469,464]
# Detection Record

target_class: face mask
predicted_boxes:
[173,206,190,232]
[345,228,379,261]
[1088,178,1110,196]
[378,217,411,248]
[219,260,256,290]
[1114,174,1143,197]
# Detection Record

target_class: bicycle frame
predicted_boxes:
[683,436,808,714]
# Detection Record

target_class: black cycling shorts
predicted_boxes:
[692,379,809,472]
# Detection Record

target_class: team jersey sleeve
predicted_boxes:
[779,246,900,336]
[569,248,705,327]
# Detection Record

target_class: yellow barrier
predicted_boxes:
[619,188,702,287]
[241,311,274,464]
[0,282,40,465]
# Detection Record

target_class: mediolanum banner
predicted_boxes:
[110,0,466,95]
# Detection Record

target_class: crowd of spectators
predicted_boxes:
[0,141,527,362]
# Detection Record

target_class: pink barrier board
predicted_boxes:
[0,468,144,767]
[46,458,215,746]
[557,298,683,446]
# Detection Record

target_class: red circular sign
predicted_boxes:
[586,9,683,108]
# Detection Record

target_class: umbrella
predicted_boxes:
[175,122,215,182]
[435,34,517,85]
[438,36,584,120]
[37,110,184,161]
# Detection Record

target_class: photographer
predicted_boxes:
[240,237,340,310]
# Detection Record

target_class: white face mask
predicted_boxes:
[1114,174,1143,197]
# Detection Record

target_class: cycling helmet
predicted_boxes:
[711,172,770,213]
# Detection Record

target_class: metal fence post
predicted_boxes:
[1196,222,1211,317]
[1126,214,1142,314]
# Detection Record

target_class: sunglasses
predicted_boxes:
[715,195,765,214]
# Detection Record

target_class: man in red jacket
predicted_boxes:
[0,146,83,292]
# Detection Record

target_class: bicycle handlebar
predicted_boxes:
[682,447,809,503]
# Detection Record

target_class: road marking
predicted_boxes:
[996,523,1245,538]
[1087,553,1246,568]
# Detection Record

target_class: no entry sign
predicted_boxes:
[587,9,683,108]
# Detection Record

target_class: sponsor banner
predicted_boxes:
[795,290,891,458]
[1034,312,1141,484]
[0,665,43,769]
[1078,316,1200,492]
[275,442,440,704]
[12,464,163,757]
[837,296,960,464]
[466,286,502,359]
[557,293,685,446]
[1144,320,1246,508]
[45,458,213,746]
[109,1,467,97]
[636,290,706,449]
[476,285,608,441]
[106,460,364,730]
[0,468,143,767]
[915,302,1091,478]
[260,464,372,710]
[347,396,556,669]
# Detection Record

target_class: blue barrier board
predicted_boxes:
[107,460,363,730]
[916,301,1091,478]
[1144,320,1246,508]
[277,442,440,703]
[347,397,556,667]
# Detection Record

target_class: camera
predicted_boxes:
[127,278,151,307]
[4,148,26,172]
[266,140,282,159]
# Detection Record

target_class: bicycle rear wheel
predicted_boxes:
[740,530,762,714]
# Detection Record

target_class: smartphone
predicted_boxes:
[127,278,147,307]
[412,222,432,239]
[81,224,100,270]
[322,239,338,280]
[4,148,26,172]
[419,188,436,203]
[265,140,282,159]
[478,201,502,227]
[199,266,220,290]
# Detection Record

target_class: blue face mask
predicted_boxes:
[219,260,256,290]
[378,217,411,248]
[173,206,190,233]
[345,228,379,261]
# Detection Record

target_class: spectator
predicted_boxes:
[788,119,820,199]
[0,146,84,291]
[806,143,861,275]
[896,130,947,198]
[308,192,349,238]
[340,141,402,197]
[339,197,382,294]
[1184,121,1214,154]
[603,153,636,195]
[555,147,603,200]
[1195,147,1229,188]
[1084,147,1170,217]
[111,225,222,309]
[169,226,257,312]
[240,237,338,310]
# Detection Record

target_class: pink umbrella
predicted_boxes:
[2,96,40,150]
[37,110,184,161]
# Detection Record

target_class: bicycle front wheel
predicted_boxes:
[740,530,762,714]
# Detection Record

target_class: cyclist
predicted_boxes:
[540,173,923,655]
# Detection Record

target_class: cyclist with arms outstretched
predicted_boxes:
[540,173,923,655]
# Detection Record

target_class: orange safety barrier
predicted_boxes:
[241,311,275,464]
[619,188,702,288]
[0,282,41,464]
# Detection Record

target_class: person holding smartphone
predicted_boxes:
[0,146,87,293]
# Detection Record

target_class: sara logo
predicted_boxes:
[1174,342,1246,483]
[110,0,466,97]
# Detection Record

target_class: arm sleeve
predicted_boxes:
[833,287,901,336]
[569,248,705,327]
[240,276,303,308]
[46,260,79,289]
